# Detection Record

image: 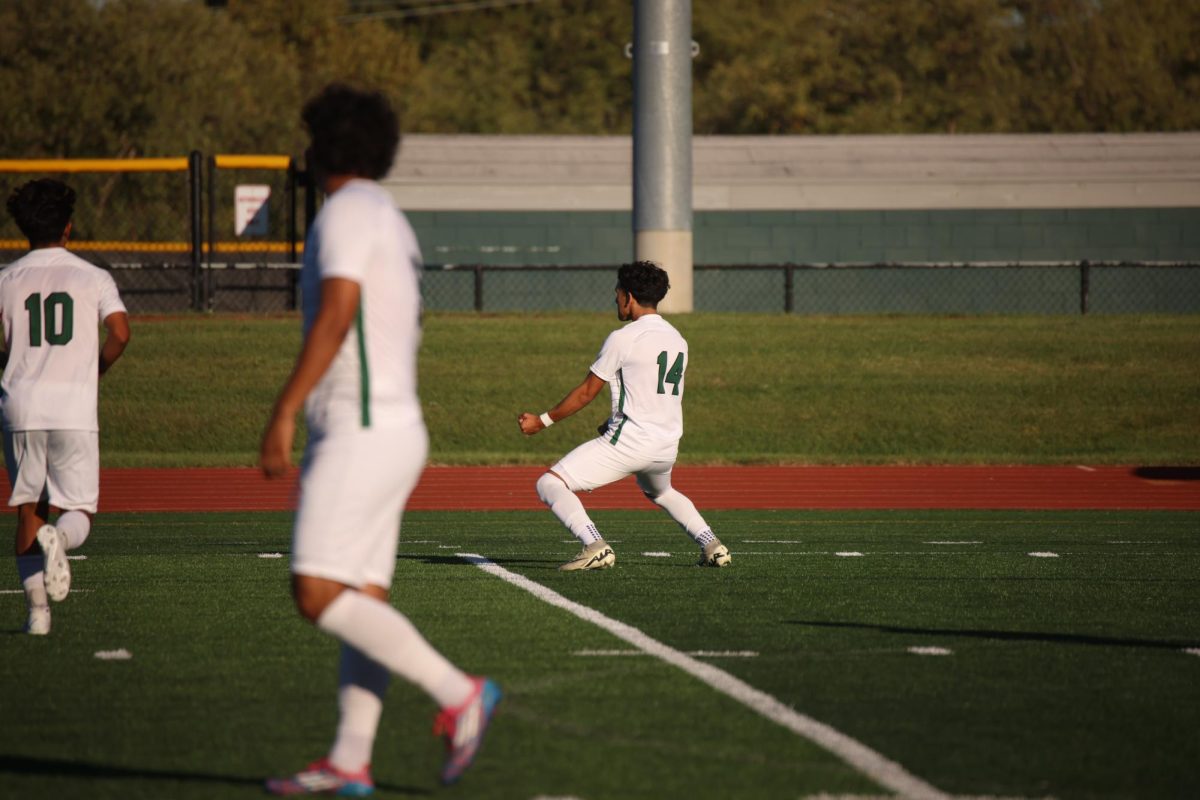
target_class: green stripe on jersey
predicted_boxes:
[356,304,371,428]
[609,369,626,445]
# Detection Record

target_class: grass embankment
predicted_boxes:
[99,313,1200,467]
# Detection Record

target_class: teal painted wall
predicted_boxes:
[408,209,1200,313]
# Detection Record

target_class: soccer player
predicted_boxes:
[259,84,499,795]
[1,179,130,636]
[517,260,731,571]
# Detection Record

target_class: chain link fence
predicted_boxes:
[419,261,1200,314]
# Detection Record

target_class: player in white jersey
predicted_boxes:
[259,84,498,796]
[1,179,130,636]
[518,261,731,570]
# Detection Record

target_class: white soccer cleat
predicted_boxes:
[37,524,71,602]
[559,540,616,571]
[698,540,732,568]
[26,605,51,636]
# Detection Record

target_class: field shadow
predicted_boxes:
[1132,466,1200,481]
[0,754,429,795]
[786,619,1199,651]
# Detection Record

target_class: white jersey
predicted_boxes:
[590,313,689,460]
[0,247,126,432]
[301,179,424,436]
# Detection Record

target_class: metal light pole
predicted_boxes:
[633,0,693,312]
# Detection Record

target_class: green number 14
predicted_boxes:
[656,350,684,395]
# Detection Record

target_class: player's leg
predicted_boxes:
[536,471,606,549]
[539,438,632,570]
[636,465,731,567]
[328,587,390,775]
[45,430,99,550]
[32,431,102,603]
[6,430,55,631]
[272,424,498,791]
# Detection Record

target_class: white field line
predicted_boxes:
[908,647,953,656]
[574,648,759,658]
[641,551,672,557]
[1,589,93,594]
[458,553,950,800]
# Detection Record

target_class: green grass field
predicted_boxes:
[4,509,1198,799]
[99,313,1200,467]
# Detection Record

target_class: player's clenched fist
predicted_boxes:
[517,412,544,436]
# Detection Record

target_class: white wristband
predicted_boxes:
[539,412,554,428]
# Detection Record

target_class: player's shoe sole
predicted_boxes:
[558,541,616,571]
[37,525,71,602]
[434,676,502,785]
[698,542,731,568]
[265,758,374,796]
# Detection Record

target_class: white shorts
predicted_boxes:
[551,436,676,497]
[3,430,100,512]
[291,422,428,589]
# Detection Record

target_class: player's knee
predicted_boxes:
[293,591,325,623]
[536,472,567,505]
[645,486,674,506]
[292,577,338,623]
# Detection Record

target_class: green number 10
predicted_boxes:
[656,350,684,395]
[24,292,74,347]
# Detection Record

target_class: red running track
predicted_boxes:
[84,465,1200,513]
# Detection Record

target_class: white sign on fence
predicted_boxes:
[235,184,271,236]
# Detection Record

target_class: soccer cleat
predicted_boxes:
[264,758,374,796]
[37,525,71,602]
[558,540,616,571]
[433,676,501,785]
[26,605,51,636]
[698,540,732,568]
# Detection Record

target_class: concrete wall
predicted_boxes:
[387,134,1200,313]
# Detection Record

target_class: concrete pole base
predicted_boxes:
[635,229,694,313]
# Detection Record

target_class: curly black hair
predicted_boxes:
[6,179,75,246]
[617,260,670,307]
[302,83,399,181]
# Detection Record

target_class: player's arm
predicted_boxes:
[518,370,606,436]
[99,311,131,376]
[260,277,360,477]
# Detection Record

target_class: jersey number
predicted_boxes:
[656,351,684,395]
[24,292,74,347]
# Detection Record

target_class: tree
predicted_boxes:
[1008,0,1200,131]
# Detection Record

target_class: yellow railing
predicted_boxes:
[0,239,302,255]
[0,158,192,173]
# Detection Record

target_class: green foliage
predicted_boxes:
[96,313,1200,467]
[0,0,1197,161]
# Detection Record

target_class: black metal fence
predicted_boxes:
[0,153,306,312]
[98,260,1200,315]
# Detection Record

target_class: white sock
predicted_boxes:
[536,473,602,546]
[328,645,390,772]
[316,591,474,710]
[650,488,716,546]
[56,510,91,550]
[17,554,48,610]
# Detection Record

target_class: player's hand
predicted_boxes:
[517,412,543,436]
[260,410,296,478]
